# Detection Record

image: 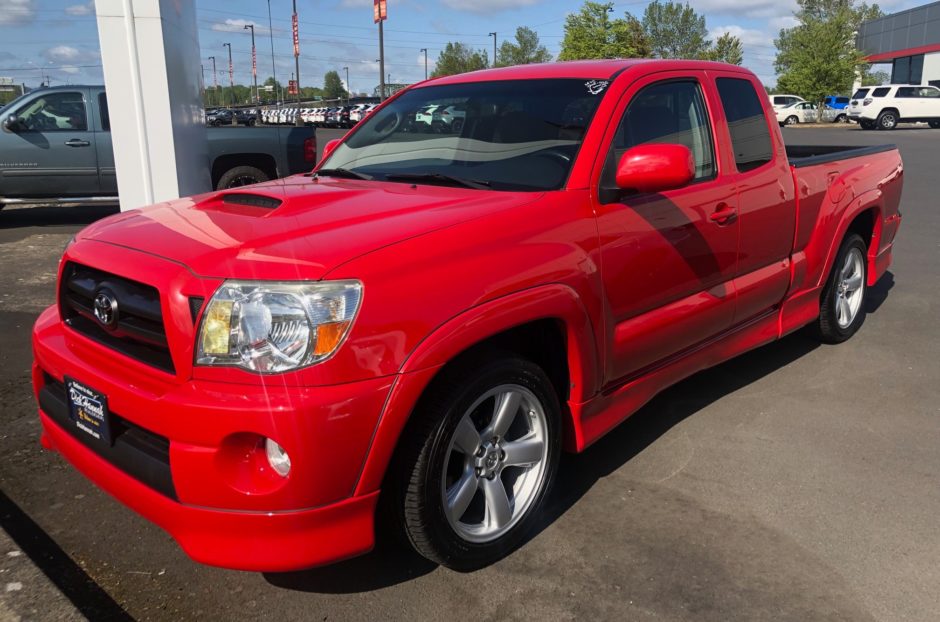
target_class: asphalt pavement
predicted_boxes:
[0,125,938,621]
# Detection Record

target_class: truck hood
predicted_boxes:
[80,175,541,280]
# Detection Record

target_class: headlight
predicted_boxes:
[196,280,362,373]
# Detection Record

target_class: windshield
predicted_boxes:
[321,79,608,191]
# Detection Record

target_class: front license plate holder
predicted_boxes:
[65,376,112,446]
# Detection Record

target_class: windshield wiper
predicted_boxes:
[315,168,373,181]
[383,173,491,190]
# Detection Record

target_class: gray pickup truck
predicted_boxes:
[0,86,316,208]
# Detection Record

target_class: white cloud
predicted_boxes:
[440,0,541,13]
[59,65,81,74]
[0,0,35,25]
[211,19,271,35]
[45,45,81,62]
[339,0,373,7]
[709,25,771,47]
[690,0,797,19]
[65,2,93,16]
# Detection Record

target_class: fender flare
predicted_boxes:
[353,283,601,496]
[816,191,883,290]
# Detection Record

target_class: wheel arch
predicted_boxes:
[353,284,601,496]
[817,199,883,290]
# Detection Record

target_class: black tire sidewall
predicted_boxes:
[405,357,562,571]
[817,233,868,343]
[215,165,270,190]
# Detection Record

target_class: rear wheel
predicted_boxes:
[215,165,270,189]
[877,110,898,130]
[785,115,799,125]
[813,233,867,343]
[394,355,561,571]
[929,120,940,129]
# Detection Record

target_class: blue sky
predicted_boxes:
[0,0,921,92]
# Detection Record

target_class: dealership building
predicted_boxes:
[857,1,940,87]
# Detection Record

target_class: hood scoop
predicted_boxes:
[221,193,283,210]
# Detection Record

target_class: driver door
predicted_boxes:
[0,89,100,198]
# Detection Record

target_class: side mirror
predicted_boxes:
[320,138,341,164]
[3,116,22,132]
[615,143,694,194]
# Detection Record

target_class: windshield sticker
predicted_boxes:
[585,80,609,95]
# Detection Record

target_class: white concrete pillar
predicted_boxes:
[95,0,210,211]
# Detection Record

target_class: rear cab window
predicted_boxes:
[715,77,774,173]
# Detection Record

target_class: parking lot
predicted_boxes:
[0,125,938,621]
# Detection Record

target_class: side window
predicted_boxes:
[837,97,849,105]
[896,87,917,98]
[98,93,110,131]
[872,87,891,98]
[715,77,774,173]
[602,79,715,189]
[13,92,87,131]
[919,87,940,98]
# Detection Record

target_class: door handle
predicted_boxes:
[709,204,737,224]
[65,139,90,147]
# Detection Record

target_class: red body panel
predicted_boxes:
[32,60,902,571]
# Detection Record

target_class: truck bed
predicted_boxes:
[785,144,897,168]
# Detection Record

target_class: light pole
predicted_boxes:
[343,66,350,101]
[208,56,218,107]
[420,48,428,80]
[223,42,236,123]
[292,0,302,126]
[266,0,278,105]
[244,24,258,105]
[489,32,497,67]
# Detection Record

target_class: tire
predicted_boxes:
[215,165,270,190]
[859,119,875,130]
[813,233,867,344]
[393,354,562,571]
[877,110,898,130]
[929,120,940,129]
[785,115,799,125]
[836,114,847,124]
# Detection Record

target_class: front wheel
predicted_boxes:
[813,233,867,343]
[785,115,799,126]
[394,355,561,571]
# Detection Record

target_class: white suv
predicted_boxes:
[847,84,940,130]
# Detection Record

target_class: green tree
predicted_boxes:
[703,32,744,65]
[558,1,651,60]
[642,1,709,59]
[323,70,347,100]
[431,42,489,78]
[496,26,553,67]
[775,0,883,118]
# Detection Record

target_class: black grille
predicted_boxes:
[59,262,175,374]
[39,374,176,500]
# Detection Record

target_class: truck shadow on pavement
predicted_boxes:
[269,274,894,595]
[0,205,119,241]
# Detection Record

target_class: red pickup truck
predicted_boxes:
[32,60,902,572]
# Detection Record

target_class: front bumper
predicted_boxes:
[33,305,394,571]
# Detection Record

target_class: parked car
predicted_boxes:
[770,93,805,109]
[31,61,902,573]
[234,109,257,126]
[776,101,819,125]
[847,84,940,129]
[824,95,850,110]
[207,108,234,126]
[0,86,317,207]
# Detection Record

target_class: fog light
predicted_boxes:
[264,439,291,477]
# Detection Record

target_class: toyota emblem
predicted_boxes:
[93,291,118,327]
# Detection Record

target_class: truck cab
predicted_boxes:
[0,86,116,202]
